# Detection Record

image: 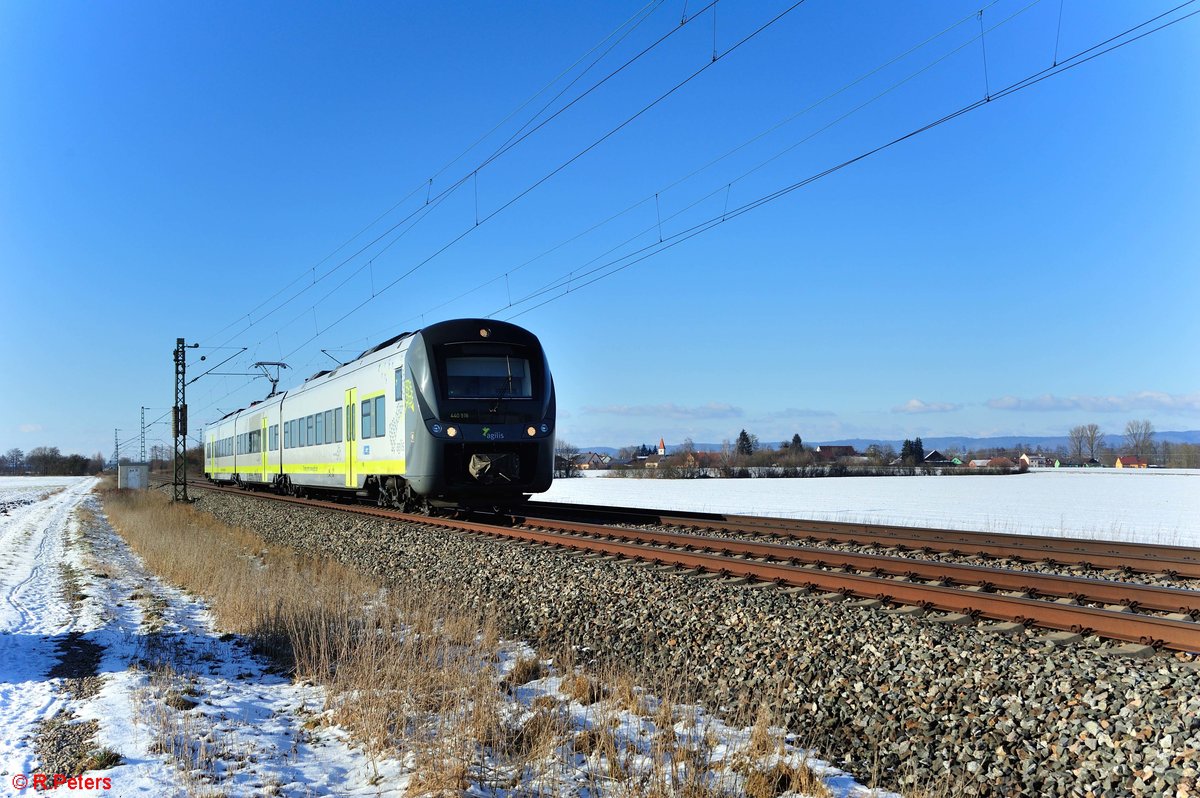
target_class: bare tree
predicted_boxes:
[1067,426,1086,463]
[26,446,62,475]
[4,448,23,475]
[1123,419,1155,460]
[554,440,581,479]
[675,437,700,478]
[1081,423,1104,461]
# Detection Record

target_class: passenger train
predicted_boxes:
[203,319,555,511]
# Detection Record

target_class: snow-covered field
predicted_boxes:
[0,476,888,797]
[541,468,1200,547]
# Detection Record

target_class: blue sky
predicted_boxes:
[2,0,1197,458]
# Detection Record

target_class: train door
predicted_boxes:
[261,417,268,481]
[345,388,357,488]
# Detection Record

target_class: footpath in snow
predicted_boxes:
[0,477,404,797]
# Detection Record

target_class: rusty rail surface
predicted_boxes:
[189,482,1200,652]
[523,500,1200,578]
[513,516,1200,617]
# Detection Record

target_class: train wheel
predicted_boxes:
[398,484,430,515]
[379,477,402,508]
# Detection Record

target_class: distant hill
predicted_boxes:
[581,431,1200,457]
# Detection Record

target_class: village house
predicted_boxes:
[1019,452,1051,469]
[1114,455,1148,469]
[575,452,613,470]
[815,445,857,462]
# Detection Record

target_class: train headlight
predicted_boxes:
[446,426,458,438]
[526,426,537,437]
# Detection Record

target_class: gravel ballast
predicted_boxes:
[192,490,1200,797]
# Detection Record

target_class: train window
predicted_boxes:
[315,412,325,445]
[445,356,532,399]
[394,366,403,400]
[361,400,373,440]
[292,419,299,447]
[324,410,334,444]
[334,407,343,442]
[307,415,315,447]
[284,423,290,449]
[374,396,385,438]
[270,425,278,451]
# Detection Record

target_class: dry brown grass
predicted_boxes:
[743,760,830,798]
[100,488,849,797]
[562,671,606,705]
[503,655,543,689]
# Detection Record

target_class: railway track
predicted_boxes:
[523,500,1200,579]
[187,482,1200,652]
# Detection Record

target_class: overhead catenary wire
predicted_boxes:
[333,0,1009,350]
[200,0,692,353]
[494,0,1042,315]
[271,0,812,362]
[220,1,737,364]
[494,1,1199,320]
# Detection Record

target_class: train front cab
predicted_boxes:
[402,319,554,505]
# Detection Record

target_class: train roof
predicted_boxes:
[355,330,414,361]
[201,319,540,429]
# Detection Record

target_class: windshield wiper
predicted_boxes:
[489,358,514,414]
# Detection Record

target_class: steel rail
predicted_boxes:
[482,526,1200,652]
[522,500,1200,578]
[513,517,1200,617]
[187,483,1200,651]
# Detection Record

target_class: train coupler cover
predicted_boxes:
[468,453,519,483]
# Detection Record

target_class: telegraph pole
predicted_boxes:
[113,429,120,469]
[140,407,147,465]
[173,338,199,502]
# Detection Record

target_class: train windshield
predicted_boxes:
[445,356,533,399]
